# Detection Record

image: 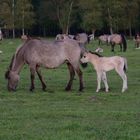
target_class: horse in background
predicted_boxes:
[134,33,140,48]
[0,29,3,41]
[5,37,87,92]
[98,34,109,45]
[108,34,127,52]
[74,33,89,47]
[80,51,128,93]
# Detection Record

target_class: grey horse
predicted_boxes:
[5,37,86,92]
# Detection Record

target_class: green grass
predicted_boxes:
[0,39,140,140]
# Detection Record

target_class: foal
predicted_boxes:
[81,51,128,93]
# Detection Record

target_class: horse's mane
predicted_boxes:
[89,51,103,57]
[5,43,24,79]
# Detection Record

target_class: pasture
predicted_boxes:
[0,39,140,140]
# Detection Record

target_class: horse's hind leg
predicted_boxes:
[115,67,128,92]
[65,63,75,91]
[75,67,84,91]
[36,66,46,91]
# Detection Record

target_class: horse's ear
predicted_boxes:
[5,69,10,79]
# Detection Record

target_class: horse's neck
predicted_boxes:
[11,54,24,74]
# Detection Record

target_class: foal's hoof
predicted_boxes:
[122,87,128,93]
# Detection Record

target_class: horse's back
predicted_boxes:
[20,38,81,68]
[110,34,122,44]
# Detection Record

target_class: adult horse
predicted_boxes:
[98,34,109,45]
[108,34,127,52]
[5,37,86,92]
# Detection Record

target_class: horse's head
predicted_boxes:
[5,70,20,91]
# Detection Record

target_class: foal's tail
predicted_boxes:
[123,57,128,72]
[120,34,127,52]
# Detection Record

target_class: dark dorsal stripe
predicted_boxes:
[89,51,103,57]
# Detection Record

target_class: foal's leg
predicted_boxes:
[101,72,109,92]
[30,66,36,91]
[115,67,128,92]
[36,66,46,91]
[65,63,75,91]
[96,71,102,92]
[75,67,84,91]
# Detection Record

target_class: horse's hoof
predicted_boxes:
[30,88,34,92]
[42,86,47,91]
[65,87,71,91]
[79,87,84,92]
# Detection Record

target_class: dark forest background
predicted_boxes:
[0,0,140,38]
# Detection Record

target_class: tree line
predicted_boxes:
[0,0,140,38]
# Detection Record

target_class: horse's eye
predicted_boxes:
[84,56,86,58]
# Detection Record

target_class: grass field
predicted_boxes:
[0,39,140,140]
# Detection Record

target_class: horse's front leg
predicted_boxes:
[30,66,36,91]
[36,66,46,91]
[102,72,109,92]
[75,67,84,91]
[65,63,75,91]
[111,43,115,52]
[96,71,101,92]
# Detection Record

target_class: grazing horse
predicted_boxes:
[5,37,86,92]
[108,34,127,52]
[80,51,128,93]
[98,34,109,45]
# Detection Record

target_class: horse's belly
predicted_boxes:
[102,64,114,71]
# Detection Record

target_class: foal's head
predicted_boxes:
[80,52,90,63]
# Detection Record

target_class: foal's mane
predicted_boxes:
[89,51,103,57]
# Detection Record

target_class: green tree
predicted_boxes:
[0,0,15,38]
[15,0,35,35]
[79,0,103,34]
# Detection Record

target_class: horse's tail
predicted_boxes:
[120,34,127,52]
[123,57,128,72]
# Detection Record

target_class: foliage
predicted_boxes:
[15,0,35,29]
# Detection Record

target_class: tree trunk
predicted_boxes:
[129,22,132,37]
[108,8,113,34]
[66,1,73,35]
[12,0,15,38]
